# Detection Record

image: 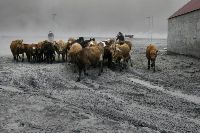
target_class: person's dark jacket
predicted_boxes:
[48,32,54,38]
[116,34,125,41]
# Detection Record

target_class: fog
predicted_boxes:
[0,0,190,38]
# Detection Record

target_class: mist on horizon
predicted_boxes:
[0,0,190,38]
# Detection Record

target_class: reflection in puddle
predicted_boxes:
[129,78,200,104]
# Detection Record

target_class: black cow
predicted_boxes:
[76,37,95,48]
[43,41,55,63]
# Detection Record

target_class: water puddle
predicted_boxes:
[129,78,200,104]
[0,85,23,93]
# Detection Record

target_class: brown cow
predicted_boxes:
[76,43,104,81]
[110,42,132,70]
[101,39,115,68]
[66,38,76,50]
[10,40,25,62]
[146,44,158,72]
[22,43,31,62]
[55,40,67,62]
[65,37,76,62]
[29,43,38,62]
[68,42,82,72]
[37,41,44,62]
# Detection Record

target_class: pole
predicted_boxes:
[146,16,153,43]
[146,17,151,43]
[151,16,153,42]
[52,13,56,33]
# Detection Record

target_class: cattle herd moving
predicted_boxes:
[10,37,158,81]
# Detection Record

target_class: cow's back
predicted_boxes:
[118,44,131,57]
[146,44,157,59]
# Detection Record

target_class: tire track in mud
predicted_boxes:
[129,77,200,104]
[47,79,200,133]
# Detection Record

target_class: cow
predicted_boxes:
[43,40,56,63]
[146,44,158,72]
[10,40,25,62]
[29,43,38,63]
[67,42,83,72]
[110,42,132,71]
[37,41,44,62]
[22,43,31,62]
[101,39,116,68]
[76,42,104,81]
[65,37,76,62]
[54,40,67,62]
[76,37,95,48]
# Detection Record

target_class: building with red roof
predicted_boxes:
[167,0,200,58]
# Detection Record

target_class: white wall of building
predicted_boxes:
[167,10,200,58]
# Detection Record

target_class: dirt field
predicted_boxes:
[0,40,200,133]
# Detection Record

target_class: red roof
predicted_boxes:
[169,0,200,19]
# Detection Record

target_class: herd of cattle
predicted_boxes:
[10,37,158,81]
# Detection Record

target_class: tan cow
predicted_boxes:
[111,42,133,70]
[146,44,158,72]
[55,40,67,62]
[76,43,104,81]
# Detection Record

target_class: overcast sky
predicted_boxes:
[0,0,190,38]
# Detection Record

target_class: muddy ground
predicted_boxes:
[0,41,200,133]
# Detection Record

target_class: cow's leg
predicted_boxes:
[153,61,156,72]
[31,55,33,62]
[66,52,68,62]
[101,61,103,73]
[18,54,21,60]
[129,55,133,67]
[148,59,150,70]
[41,54,43,62]
[16,54,19,61]
[13,55,16,61]
[31,56,33,63]
[58,54,60,61]
[53,54,55,62]
[125,59,128,69]
[120,58,124,71]
[46,55,48,63]
[77,66,82,82]
[33,55,35,63]
[22,53,24,62]
[84,65,88,76]
[73,63,77,73]
[51,54,54,64]
[29,55,31,62]
[98,61,103,76]
[108,56,112,68]
[36,55,38,62]
[26,53,30,62]
[151,61,154,67]
[62,53,65,62]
